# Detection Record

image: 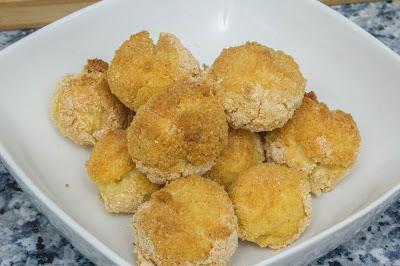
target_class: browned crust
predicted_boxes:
[51,61,130,146]
[132,176,238,265]
[107,31,200,111]
[205,128,265,190]
[84,58,109,73]
[265,92,361,195]
[208,42,306,132]
[127,79,228,184]
[97,169,159,214]
[86,130,159,213]
[229,163,312,249]
[86,129,134,185]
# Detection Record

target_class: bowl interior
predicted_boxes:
[0,0,399,265]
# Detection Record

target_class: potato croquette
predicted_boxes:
[86,130,159,213]
[205,129,265,189]
[51,59,130,146]
[265,92,361,195]
[84,58,108,73]
[208,42,306,132]
[229,163,311,249]
[97,169,159,214]
[132,175,238,266]
[127,79,228,184]
[107,31,200,111]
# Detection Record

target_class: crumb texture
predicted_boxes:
[51,59,130,145]
[86,130,159,213]
[127,79,228,184]
[205,129,265,190]
[133,176,238,265]
[98,169,159,213]
[209,42,306,132]
[107,31,200,111]
[86,129,134,185]
[265,92,361,195]
[229,163,312,249]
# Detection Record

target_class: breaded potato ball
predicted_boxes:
[107,31,200,111]
[208,42,306,132]
[264,92,361,195]
[132,175,238,266]
[84,58,109,73]
[205,129,265,189]
[96,169,159,214]
[86,130,159,213]
[127,79,228,184]
[229,163,311,249]
[51,59,130,146]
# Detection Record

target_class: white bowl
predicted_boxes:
[0,0,399,265]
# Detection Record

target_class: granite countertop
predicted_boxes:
[0,2,399,265]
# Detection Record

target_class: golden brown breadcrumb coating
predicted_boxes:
[265,92,361,195]
[86,129,134,185]
[107,31,199,111]
[205,129,265,190]
[127,79,228,184]
[84,58,109,73]
[132,175,238,266]
[86,130,159,213]
[51,59,130,146]
[97,169,159,214]
[83,58,108,73]
[229,163,311,249]
[208,42,306,132]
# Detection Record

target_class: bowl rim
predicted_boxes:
[0,0,399,265]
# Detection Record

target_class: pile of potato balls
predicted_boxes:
[51,31,360,266]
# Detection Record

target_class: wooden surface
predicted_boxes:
[0,0,388,30]
[0,0,98,30]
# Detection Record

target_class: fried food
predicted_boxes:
[229,163,311,249]
[86,129,159,213]
[107,31,200,111]
[96,169,159,214]
[208,42,306,132]
[205,129,265,190]
[264,92,361,195]
[84,58,108,73]
[127,79,228,184]
[51,59,130,146]
[132,175,238,266]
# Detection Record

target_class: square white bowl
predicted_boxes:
[0,0,399,265]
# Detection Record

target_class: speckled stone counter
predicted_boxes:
[0,2,399,265]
